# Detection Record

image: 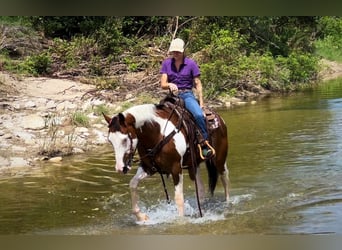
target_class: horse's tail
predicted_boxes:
[205,158,218,196]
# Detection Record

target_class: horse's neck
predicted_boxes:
[135,121,162,148]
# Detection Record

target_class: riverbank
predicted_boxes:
[0,58,341,169]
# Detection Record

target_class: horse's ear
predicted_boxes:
[102,113,112,124]
[118,113,126,127]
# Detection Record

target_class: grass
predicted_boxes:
[71,111,90,127]
[315,37,342,63]
[92,104,109,116]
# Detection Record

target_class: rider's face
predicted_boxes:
[170,51,183,60]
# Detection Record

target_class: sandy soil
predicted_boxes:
[1,74,94,101]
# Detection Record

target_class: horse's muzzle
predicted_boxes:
[123,166,129,174]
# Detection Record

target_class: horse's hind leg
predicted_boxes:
[195,167,205,203]
[129,165,149,221]
[220,162,230,204]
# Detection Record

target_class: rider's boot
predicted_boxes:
[198,140,215,160]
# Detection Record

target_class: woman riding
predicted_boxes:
[160,38,214,159]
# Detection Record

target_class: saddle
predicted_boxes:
[157,94,221,160]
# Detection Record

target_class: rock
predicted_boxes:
[48,156,63,162]
[236,101,247,106]
[12,103,21,109]
[9,157,29,167]
[22,114,46,130]
[3,133,12,139]
[125,93,134,99]
[87,113,98,120]
[81,100,91,111]
[225,102,231,108]
[0,156,10,167]
[14,131,35,141]
[72,147,84,154]
[75,127,89,133]
[12,145,27,152]
[91,99,104,106]
[46,100,57,109]
[93,129,107,144]
[93,123,104,129]
[56,101,77,111]
[56,130,65,137]
[24,100,36,108]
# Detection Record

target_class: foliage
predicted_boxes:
[26,52,52,75]
[29,16,108,39]
[51,36,99,69]
[2,16,342,99]
[315,17,342,62]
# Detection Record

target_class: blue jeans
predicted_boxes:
[179,91,208,140]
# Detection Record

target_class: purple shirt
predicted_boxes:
[160,57,200,89]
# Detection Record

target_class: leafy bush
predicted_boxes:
[200,28,319,97]
[29,52,52,75]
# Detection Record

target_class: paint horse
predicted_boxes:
[103,97,229,221]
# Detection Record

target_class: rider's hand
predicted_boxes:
[168,83,179,94]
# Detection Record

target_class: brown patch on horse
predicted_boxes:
[156,104,198,181]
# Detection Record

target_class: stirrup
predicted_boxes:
[197,140,216,160]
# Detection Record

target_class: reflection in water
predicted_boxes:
[0,79,342,234]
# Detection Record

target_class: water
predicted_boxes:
[0,79,342,235]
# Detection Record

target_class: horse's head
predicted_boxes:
[103,112,138,174]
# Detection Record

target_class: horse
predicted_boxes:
[103,97,229,221]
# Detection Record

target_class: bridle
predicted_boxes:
[122,132,137,174]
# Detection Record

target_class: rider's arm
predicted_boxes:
[161,73,178,92]
[194,77,204,107]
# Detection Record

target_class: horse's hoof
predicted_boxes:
[136,212,149,221]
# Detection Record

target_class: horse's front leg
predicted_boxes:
[173,173,184,216]
[129,165,149,221]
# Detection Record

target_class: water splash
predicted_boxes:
[135,193,255,226]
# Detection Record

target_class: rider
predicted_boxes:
[160,38,214,159]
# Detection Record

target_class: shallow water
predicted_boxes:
[0,79,342,235]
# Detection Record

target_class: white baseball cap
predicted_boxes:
[169,38,185,53]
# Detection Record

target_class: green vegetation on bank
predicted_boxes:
[1,16,342,100]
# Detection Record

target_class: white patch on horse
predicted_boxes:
[154,116,187,158]
[123,104,187,158]
[123,104,156,128]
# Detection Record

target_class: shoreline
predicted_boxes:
[1,59,342,169]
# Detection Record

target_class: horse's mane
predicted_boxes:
[122,104,157,128]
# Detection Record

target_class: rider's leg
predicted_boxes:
[180,92,214,159]
[179,92,208,140]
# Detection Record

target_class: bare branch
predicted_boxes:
[172,16,179,40]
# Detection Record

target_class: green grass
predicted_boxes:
[92,104,109,116]
[315,37,342,63]
[71,111,90,127]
